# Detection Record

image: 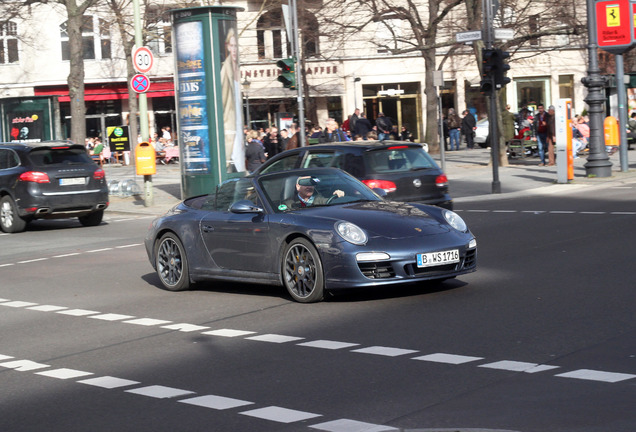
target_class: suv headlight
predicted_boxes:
[335,221,367,245]
[443,210,467,232]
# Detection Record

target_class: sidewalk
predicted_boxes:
[103,148,636,216]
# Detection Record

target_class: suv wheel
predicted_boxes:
[78,209,104,227]
[0,196,28,233]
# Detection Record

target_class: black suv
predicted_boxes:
[0,142,109,233]
[255,141,452,209]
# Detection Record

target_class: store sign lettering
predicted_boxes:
[241,65,338,80]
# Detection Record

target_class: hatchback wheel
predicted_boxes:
[155,232,190,291]
[0,196,27,233]
[282,238,324,303]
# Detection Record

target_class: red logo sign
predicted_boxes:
[596,0,633,52]
[131,74,150,94]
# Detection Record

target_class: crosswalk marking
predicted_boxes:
[412,353,483,364]
[125,385,195,399]
[351,346,418,357]
[240,406,322,423]
[310,419,399,432]
[297,340,360,350]
[178,395,254,410]
[35,368,93,379]
[78,376,140,389]
[556,369,636,383]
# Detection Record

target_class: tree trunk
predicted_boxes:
[66,6,86,144]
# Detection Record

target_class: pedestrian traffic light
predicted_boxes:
[276,57,296,89]
[494,49,511,89]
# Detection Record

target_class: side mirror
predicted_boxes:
[372,188,387,197]
[230,200,264,214]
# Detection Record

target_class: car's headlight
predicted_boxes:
[335,221,367,245]
[443,209,468,232]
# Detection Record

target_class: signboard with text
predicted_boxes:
[596,0,634,53]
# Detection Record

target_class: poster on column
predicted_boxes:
[176,21,211,174]
[8,112,44,142]
[218,20,245,173]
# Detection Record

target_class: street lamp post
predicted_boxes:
[582,0,612,177]
[242,79,251,129]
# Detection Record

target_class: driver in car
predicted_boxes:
[283,176,344,209]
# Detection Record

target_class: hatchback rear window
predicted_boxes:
[364,147,437,173]
[28,147,92,166]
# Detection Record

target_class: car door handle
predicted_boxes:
[202,225,214,233]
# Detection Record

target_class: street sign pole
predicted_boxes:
[483,0,501,193]
[133,0,152,206]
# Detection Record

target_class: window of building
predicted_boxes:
[0,21,19,64]
[559,75,574,101]
[529,15,539,46]
[256,9,319,60]
[146,5,173,55]
[60,15,111,61]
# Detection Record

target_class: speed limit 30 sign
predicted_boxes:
[133,46,154,74]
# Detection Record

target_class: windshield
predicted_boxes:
[28,147,92,166]
[258,169,382,213]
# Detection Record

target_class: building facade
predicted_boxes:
[0,1,590,146]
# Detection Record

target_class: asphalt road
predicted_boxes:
[1,181,635,432]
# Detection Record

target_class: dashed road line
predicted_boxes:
[0,243,142,268]
[0,352,396,430]
[2,297,635,388]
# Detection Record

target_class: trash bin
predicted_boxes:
[135,141,156,176]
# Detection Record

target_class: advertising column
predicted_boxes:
[172,6,245,199]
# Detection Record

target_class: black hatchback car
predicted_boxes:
[254,141,453,209]
[0,141,109,233]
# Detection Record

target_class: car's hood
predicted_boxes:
[296,201,451,239]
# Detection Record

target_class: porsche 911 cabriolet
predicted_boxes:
[145,168,477,303]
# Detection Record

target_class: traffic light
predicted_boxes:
[276,57,296,89]
[480,48,496,94]
[480,48,511,93]
[494,49,511,89]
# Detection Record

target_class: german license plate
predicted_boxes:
[417,249,459,268]
[59,177,86,186]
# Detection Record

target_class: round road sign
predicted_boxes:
[131,73,150,93]
[133,46,154,74]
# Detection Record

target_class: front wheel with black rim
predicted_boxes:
[282,238,324,303]
[155,232,190,291]
[0,195,27,233]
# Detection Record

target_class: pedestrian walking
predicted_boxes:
[460,110,476,150]
[447,108,461,150]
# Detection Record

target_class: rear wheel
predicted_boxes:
[155,232,190,291]
[79,209,104,227]
[0,196,27,233]
[282,238,324,303]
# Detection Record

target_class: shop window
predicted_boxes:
[256,9,319,60]
[0,21,19,64]
[559,75,574,101]
[529,15,539,46]
[60,15,111,61]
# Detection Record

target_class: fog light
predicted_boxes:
[356,252,390,262]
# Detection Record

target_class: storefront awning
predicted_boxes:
[34,82,174,102]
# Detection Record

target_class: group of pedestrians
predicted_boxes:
[445,108,476,151]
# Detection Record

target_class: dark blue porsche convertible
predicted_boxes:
[145,168,477,303]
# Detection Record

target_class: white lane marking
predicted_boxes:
[163,323,210,332]
[0,263,15,268]
[466,209,489,213]
[178,395,254,410]
[123,318,172,326]
[57,309,100,316]
[351,346,419,357]
[0,298,9,302]
[125,385,195,399]
[35,368,93,379]
[90,313,136,321]
[240,406,322,423]
[0,354,14,361]
[245,334,305,343]
[78,376,140,389]
[0,360,49,371]
[550,211,576,214]
[479,360,558,373]
[297,340,360,350]
[87,248,114,253]
[0,301,38,308]
[555,369,636,383]
[412,353,484,365]
[580,211,606,215]
[492,210,517,213]
[522,210,546,214]
[53,253,81,258]
[28,305,68,312]
[17,258,48,264]
[611,211,636,215]
[202,328,257,337]
[115,243,142,248]
[310,419,399,432]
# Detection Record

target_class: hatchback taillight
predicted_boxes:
[19,171,50,183]
[93,169,105,180]
[362,179,397,193]
[435,174,448,188]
